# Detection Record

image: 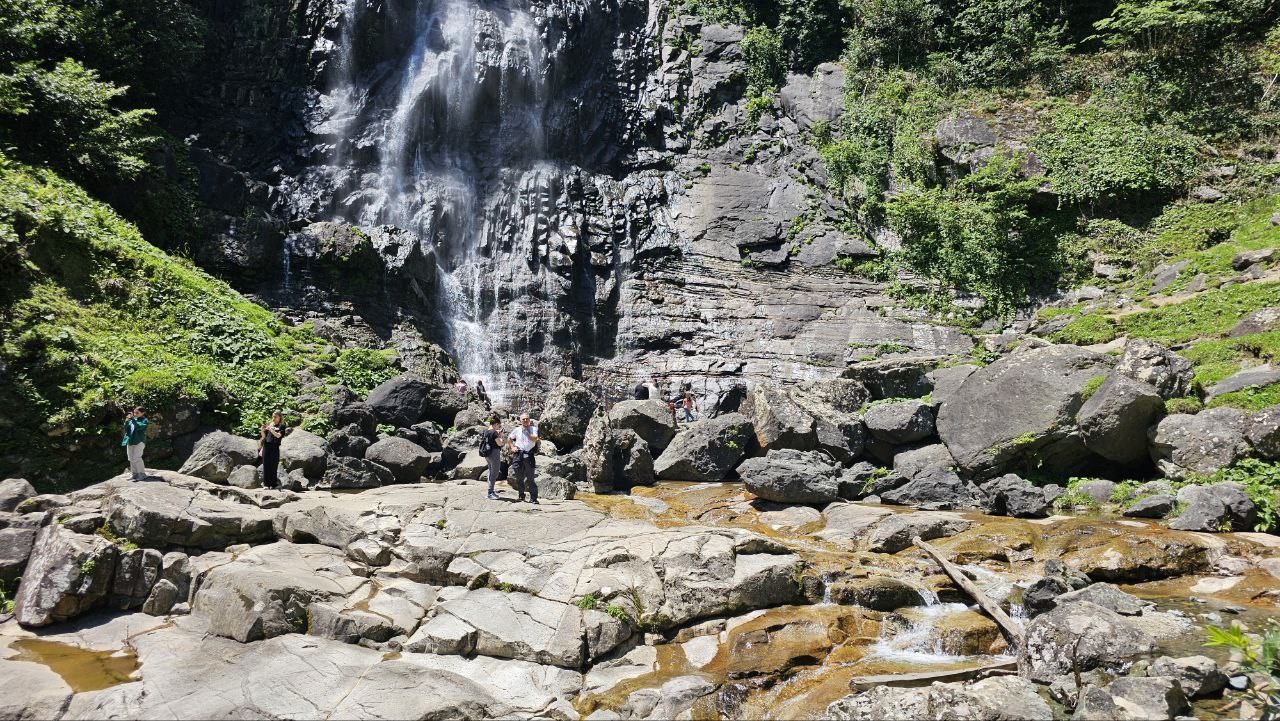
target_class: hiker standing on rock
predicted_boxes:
[508,412,539,505]
[122,407,149,480]
[481,415,504,500]
[633,378,649,400]
[475,379,490,405]
[259,411,285,489]
[681,391,696,422]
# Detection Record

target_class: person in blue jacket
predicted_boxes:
[122,407,149,480]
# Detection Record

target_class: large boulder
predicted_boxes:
[280,429,328,479]
[791,383,868,463]
[654,413,753,482]
[607,400,678,452]
[103,480,276,550]
[326,424,371,458]
[937,345,1112,477]
[864,511,973,553]
[1115,339,1195,400]
[892,443,955,480]
[1169,482,1257,532]
[738,449,840,504]
[13,523,120,627]
[319,456,394,490]
[1149,408,1250,479]
[742,384,817,452]
[880,468,987,511]
[0,478,36,512]
[191,542,367,642]
[108,547,163,609]
[1077,374,1165,464]
[827,676,1051,721]
[539,376,596,448]
[980,473,1050,518]
[332,402,378,437]
[0,526,37,583]
[365,374,432,427]
[863,400,935,445]
[1148,655,1227,699]
[178,431,260,483]
[1020,600,1157,682]
[1246,404,1280,459]
[364,436,431,484]
[581,414,655,492]
[1074,677,1190,721]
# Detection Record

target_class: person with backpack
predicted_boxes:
[480,415,504,500]
[122,407,149,480]
[633,378,649,400]
[259,411,286,489]
[508,412,540,504]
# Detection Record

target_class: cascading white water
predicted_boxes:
[317,0,552,405]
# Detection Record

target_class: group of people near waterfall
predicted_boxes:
[120,375,697,506]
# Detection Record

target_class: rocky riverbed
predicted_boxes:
[2,471,1276,720]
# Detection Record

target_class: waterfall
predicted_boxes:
[313,0,553,405]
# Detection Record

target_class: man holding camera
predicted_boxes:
[508,412,540,505]
[122,407,149,480]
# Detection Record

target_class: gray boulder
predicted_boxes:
[864,400,935,445]
[1077,374,1165,464]
[743,383,816,452]
[654,413,753,482]
[827,676,1051,721]
[842,357,938,400]
[364,436,431,484]
[178,431,260,483]
[1123,494,1176,519]
[1230,306,1280,337]
[13,523,120,627]
[108,547,162,609]
[327,424,371,458]
[1149,408,1250,479]
[365,374,431,427]
[1077,479,1117,503]
[1075,677,1189,721]
[830,576,925,611]
[1056,583,1151,616]
[0,526,36,583]
[319,456,394,490]
[103,480,276,550]
[1115,339,1195,400]
[864,512,973,553]
[225,465,260,489]
[937,345,1112,477]
[0,478,36,512]
[926,364,978,409]
[1148,655,1227,698]
[1246,404,1280,459]
[607,399,678,452]
[981,473,1050,518]
[332,402,378,437]
[1206,365,1280,400]
[280,429,328,479]
[892,444,955,480]
[582,414,655,492]
[880,468,987,511]
[838,463,906,500]
[1020,600,1157,682]
[1169,482,1257,532]
[738,449,840,504]
[141,578,180,615]
[539,376,596,448]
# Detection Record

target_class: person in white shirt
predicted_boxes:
[508,412,540,504]
[644,377,660,401]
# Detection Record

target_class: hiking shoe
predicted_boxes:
[486,492,498,500]
[530,499,540,505]
[516,496,526,503]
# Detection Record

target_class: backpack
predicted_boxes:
[478,431,494,457]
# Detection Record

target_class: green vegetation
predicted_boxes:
[94,524,138,552]
[741,26,784,121]
[0,581,13,614]
[1050,315,1119,346]
[0,156,371,486]
[1079,375,1107,402]
[1203,458,1280,532]
[605,603,633,625]
[1205,620,1280,716]
[1164,396,1204,415]
[1053,477,1103,511]
[575,593,599,611]
[78,558,96,575]
[333,349,398,397]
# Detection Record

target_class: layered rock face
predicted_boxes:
[178,0,979,408]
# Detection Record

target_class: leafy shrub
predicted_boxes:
[1207,458,1280,532]
[333,348,399,396]
[741,25,785,121]
[888,152,1068,317]
[1034,105,1201,206]
[1164,396,1203,415]
[1080,375,1106,401]
[939,0,1066,87]
[575,593,599,610]
[1204,619,1280,715]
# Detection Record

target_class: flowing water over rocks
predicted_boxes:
[3,471,1276,719]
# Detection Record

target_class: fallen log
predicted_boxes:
[912,536,1024,648]
[848,660,1019,691]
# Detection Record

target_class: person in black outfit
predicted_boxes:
[482,415,504,500]
[633,380,649,400]
[260,412,285,488]
[475,379,490,405]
